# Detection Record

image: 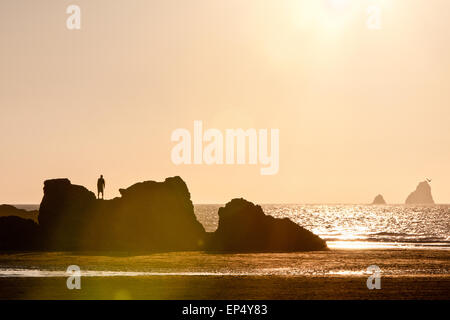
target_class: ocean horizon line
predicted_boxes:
[8,203,450,208]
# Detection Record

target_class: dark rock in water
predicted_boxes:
[405,181,435,204]
[3,177,326,252]
[38,179,97,250]
[372,194,386,205]
[39,176,206,251]
[0,216,40,250]
[0,204,39,222]
[0,204,30,216]
[208,198,327,252]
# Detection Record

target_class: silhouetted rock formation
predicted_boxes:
[39,177,206,251]
[0,204,38,222]
[405,181,435,204]
[0,177,326,252]
[208,198,327,252]
[372,194,386,205]
[0,216,40,250]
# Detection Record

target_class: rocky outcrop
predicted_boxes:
[39,177,206,251]
[0,204,38,222]
[372,194,386,205]
[0,216,40,250]
[405,181,435,204]
[0,177,326,252]
[207,198,327,252]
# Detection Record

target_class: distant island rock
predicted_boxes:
[208,198,327,252]
[0,177,327,252]
[372,194,386,205]
[405,181,435,205]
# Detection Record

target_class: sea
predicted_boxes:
[195,204,450,250]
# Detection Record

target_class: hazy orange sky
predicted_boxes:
[1,0,450,204]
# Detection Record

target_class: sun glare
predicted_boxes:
[291,0,355,33]
[328,0,352,10]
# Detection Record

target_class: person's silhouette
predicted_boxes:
[97,175,105,200]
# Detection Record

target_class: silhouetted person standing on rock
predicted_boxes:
[97,175,105,200]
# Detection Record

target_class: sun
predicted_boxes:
[328,0,352,10]
[291,0,355,32]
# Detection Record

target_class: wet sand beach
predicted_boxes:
[0,275,449,300]
[0,249,448,300]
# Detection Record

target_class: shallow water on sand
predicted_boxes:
[0,250,448,278]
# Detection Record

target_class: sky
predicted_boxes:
[1,0,450,204]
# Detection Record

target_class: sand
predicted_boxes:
[0,275,449,300]
[0,249,448,300]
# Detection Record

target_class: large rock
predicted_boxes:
[208,198,327,252]
[405,181,435,204]
[372,194,386,205]
[38,177,206,251]
[0,216,40,250]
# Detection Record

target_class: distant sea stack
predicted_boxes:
[405,181,435,205]
[208,198,328,252]
[372,194,386,205]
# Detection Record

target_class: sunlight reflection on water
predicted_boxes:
[195,204,450,250]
